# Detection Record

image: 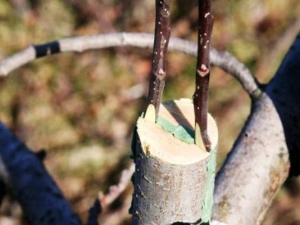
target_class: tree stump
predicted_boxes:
[131,99,218,225]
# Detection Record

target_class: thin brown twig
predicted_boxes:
[193,0,213,151]
[146,0,171,119]
[99,163,135,209]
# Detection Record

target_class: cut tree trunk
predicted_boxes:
[131,99,218,225]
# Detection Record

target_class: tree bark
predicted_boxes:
[212,32,300,225]
[212,93,290,225]
[131,99,218,224]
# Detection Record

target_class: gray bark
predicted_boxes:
[212,93,289,225]
[212,33,300,224]
[131,99,218,224]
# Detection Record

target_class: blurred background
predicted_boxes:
[0,0,300,224]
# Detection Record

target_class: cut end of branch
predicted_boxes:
[137,99,218,165]
[132,99,218,224]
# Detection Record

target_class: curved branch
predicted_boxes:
[213,32,300,224]
[0,32,260,98]
[213,93,290,225]
[211,49,262,99]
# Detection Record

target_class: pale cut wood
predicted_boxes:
[131,99,218,225]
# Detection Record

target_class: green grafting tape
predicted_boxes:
[201,148,216,223]
[156,117,194,144]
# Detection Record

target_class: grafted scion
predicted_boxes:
[193,0,214,151]
[146,0,171,119]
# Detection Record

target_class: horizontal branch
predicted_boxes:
[211,49,261,100]
[0,32,259,98]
